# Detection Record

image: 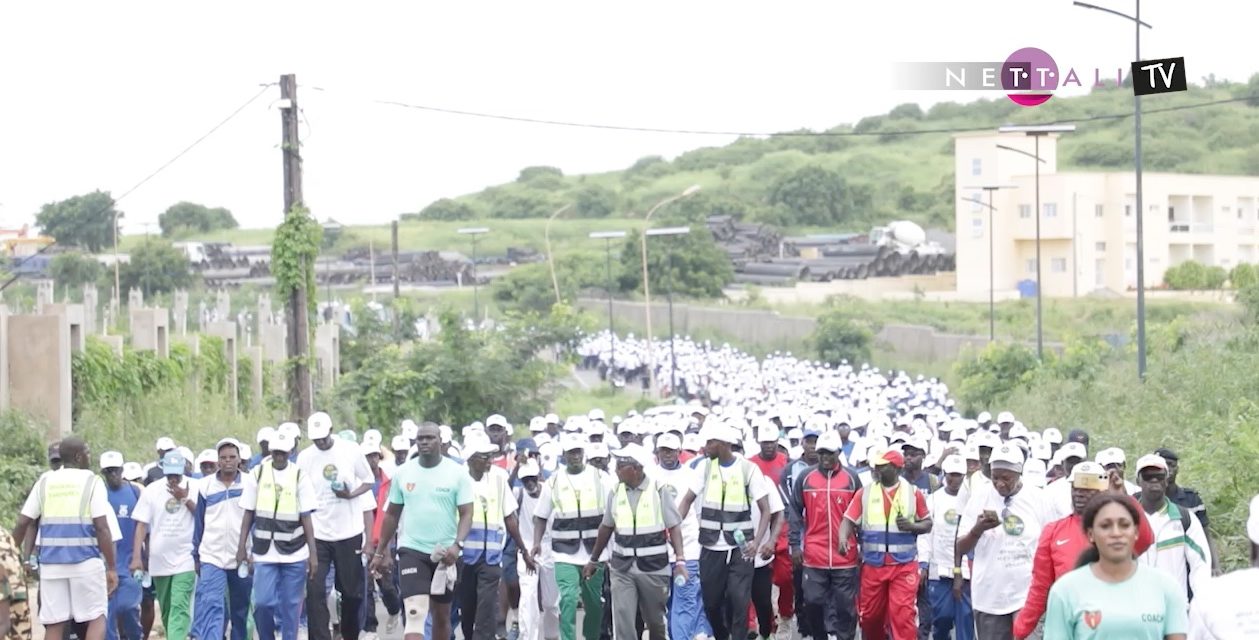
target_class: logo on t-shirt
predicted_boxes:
[1083,610,1102,629]
[322,464,338,481]
[1002,513,1025,536]
[164,498,181,514]
[944,508,959,525]
[118,505,130,519]
[405,483,415,492]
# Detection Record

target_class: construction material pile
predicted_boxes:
[706,216,782,268]
[730,221,955,287]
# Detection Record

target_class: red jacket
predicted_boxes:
[1012,496,1155,639]
[371,475,392,547]
[788,465,861,569]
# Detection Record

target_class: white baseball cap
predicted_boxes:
[588,408,606,422]
[359,441,382,457]
[518,460,541,479]
[1023,458,1048,488]
[699,422,740,445]
[587,442,610,459]
[195,449,217,467]
[1096,447,1126,468]
[756,424,780,442]
[616,420,640,435]
[997,411,1015,424]
[363,429,383,448]
[391,435,411,452]
[816,431,844,453]
[1031,440,1053,462]
[400,419,419,440]
[964,443,980,462]
[1071,461,1109,490]
[278,422,301,439]
[941,454,967,475]
[256,427,276,444]
[560,432,586,452]
[486,414,510,430]
[612,443,653,467]
[682,433,703,452]
[155,437,176,452]
[269,433,297,453]
[529,417,547,432]
[586,421,609,436]
[100,451,124,470]
[1059,442,1088,461]
[655,433,682,450]
[307,412,333,440]
[464,435,499,456]
[989,443,1026,472]
[545,413,560,425]
[122,462,144,481]
[1135,454,1168,473]
[1042,427,1064,444]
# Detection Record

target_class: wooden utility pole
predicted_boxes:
[281,74,313,421]
[391,220,400,339]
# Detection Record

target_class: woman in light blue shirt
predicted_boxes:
[1041,493,1187,640]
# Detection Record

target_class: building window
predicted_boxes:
[971,218,983,238]
[1125,204,1132,217]
[1051,258,1067,272]
[971,158,982,176]
[1044,203,1057,218]
[971,192,982,213]
[1096,242,1106,252]
[1240,210,1245,220]
[1095,204,1104,218]
[1019,204,1032,219]
[1026,259,1037,273]
[1168,206,1175,221]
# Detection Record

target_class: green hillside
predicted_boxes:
[420,78,1259,233]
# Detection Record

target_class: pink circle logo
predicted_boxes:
[1002,47,1058,107]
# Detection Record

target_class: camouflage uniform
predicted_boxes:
[0,528,31,640]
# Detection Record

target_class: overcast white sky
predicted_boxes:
[2,1,1256,234]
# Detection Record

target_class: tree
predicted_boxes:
[573,185,619,218]
[888,103,924,120]
[1164,261,1209,289]
[954,342,1042,411]
[35,191,120,252]
[618,229,733,298]
[492,251,608,313]
[1231,263,1258,289]
[407,198,476,221]
[809,310,873,366]
[767,166,853,226]
[49,252,104,290]
[158,202,237,237]
[118,239,193,296]
[516,166,565,189]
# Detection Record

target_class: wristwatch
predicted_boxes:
[453,540,465,550]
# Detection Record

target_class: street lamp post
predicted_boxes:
[962,184,1018,342]
[1073,0,1154,378]
[645,226,691,399]
[457,227,489,323]
[590,230,627,388]
[545,204,573,306]
[641,185,701,397]
[997,125,1074,360]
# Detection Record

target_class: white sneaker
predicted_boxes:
[362,632,379,640]
[775,617,795,640]
[385,613,401,634]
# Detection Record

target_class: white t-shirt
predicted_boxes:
[1044,477,1074,521]
[958,483,1053,615]
[919,488,970,581]
[687,457,771,552]
[654,462,701,561]
[750,480,785,569]
[196,472,256,569]
[240,463,319,564]
[1188,568,1259,639]
[296,440,375,541]
[21,468,115,579]
[132,477,200,577]
[533,466,616,566]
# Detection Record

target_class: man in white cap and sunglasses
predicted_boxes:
[1188,493,1259,638]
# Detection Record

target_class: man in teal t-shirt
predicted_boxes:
[372,423,473,640]
[1043,563,1188,639]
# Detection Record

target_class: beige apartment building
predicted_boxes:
[954,132,1259,298]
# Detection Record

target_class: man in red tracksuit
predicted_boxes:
[747,424,793,638]
[1010,461,1155,639]
[839,448,931,640]
[787,431,861,640]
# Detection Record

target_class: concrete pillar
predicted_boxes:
[248,346,264,414]
[173,290,188,336]
[260,323,288,364]
[215,290,230,322]
[99,334,124,356]
[130,308,170,357]
[128,287,143,310]
[257,294,272,337]
[42,304,86,353]
[35,280,54,313]
[315,323,340,389]
[207,321,238,414]
[83,285,99,336]
[6,313,72,440]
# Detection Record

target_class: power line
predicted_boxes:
[349,90,1257,138]
[0,83,276,293]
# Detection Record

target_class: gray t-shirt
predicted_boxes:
[602,477,682,575]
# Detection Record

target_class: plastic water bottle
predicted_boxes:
[331,480,346,492]
[732,530,747,547]
[674,571,687,587]
[237,562,250,579]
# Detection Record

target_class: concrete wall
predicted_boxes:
[6,313,72,440]
[576,298,1057,363]
[206,322,239,414]
[130,308,170,357]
